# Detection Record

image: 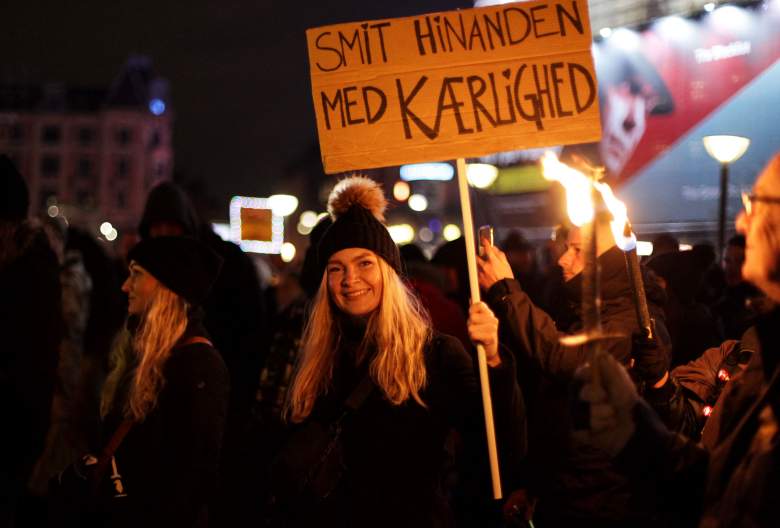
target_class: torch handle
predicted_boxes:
[624,248,653,341]
[456,157,502,500]
[581,188,604,391]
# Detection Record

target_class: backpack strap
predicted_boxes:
[88,335,212,493]
[90,419,134,495]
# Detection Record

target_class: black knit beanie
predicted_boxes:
[317,176,401,274]
[0,155,29,221]
[127,236,223,305]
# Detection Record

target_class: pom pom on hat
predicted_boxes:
[327,175,387,222]
[317,175,401,275]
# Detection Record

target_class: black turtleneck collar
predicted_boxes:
[335,312,372,364]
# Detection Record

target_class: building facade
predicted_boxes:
[0,56,173,233]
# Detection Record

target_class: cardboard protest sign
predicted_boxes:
[306,0,601,174]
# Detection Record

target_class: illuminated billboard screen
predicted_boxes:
[487,3,780,233]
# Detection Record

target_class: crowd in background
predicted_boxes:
[2,151,779,527]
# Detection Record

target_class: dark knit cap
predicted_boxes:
[0,155,29,221]
[317,176,401,274]
[127,236,223,305]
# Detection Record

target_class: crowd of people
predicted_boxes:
[1,150,779,528]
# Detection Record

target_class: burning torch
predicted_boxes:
[595,181,654,343]
[540,152,605,362]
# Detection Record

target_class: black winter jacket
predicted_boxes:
[98,322,230,527]
[645,334,754,445]
[0,222,61,491]
[284,325,526,528]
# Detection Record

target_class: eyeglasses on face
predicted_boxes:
[741,191,780,216]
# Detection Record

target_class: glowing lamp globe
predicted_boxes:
[702,135,750,164]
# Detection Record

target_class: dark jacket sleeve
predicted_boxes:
[486,279,632,383]
[434,334,527,491]
[645,341,737,437]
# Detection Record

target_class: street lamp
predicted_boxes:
[702,135,750,256]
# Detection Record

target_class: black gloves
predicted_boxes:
[629,318,670,387]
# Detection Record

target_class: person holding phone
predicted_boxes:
[477,221,672,527]
[577,152,780,527]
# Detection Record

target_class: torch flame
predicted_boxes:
[541,151,593,227]
[594,181,636,251]
[541,151,637,250]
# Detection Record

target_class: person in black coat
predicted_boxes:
[579,152,780,527]
[275,176,526,527]
[477,220,672,527]
[87,236,229,527]
[0,155,62,526]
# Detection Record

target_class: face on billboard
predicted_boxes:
[600,83,648,177]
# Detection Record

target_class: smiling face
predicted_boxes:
[121,261,160,315]
[327,248,383,317]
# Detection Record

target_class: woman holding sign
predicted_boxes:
[271,176,526,527]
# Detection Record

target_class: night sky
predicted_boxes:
[2,0,471,214]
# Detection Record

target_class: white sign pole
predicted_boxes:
[456,157,502,500]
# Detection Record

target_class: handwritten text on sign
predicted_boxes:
[306,0,601,174]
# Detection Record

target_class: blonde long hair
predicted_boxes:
[285,257,431,423]
[101,284,189,421]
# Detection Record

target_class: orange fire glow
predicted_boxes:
[541,151,593,227]
[541,151,636,250]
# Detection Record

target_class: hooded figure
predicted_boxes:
[0,155,62,524]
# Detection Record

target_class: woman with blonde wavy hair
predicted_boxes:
[82,236,228,527]
[275,176,526,527]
